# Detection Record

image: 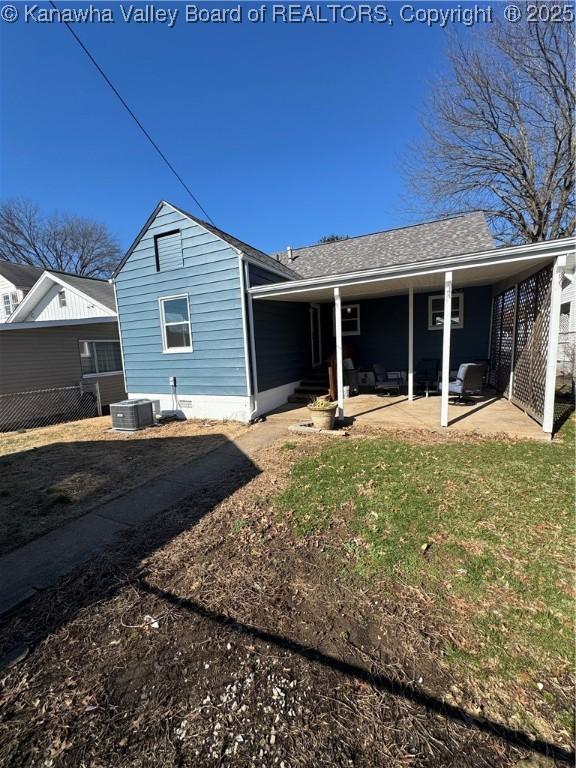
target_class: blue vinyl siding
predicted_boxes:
[249,264,289,286]
[248,264,310,392]
[115,203,247,397]
[253,300,310,391]
[248,264,308,392]
[319,286,492,371]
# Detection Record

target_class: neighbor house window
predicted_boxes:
[159,295,192,352]
[58,290,67,307]
[333,303,361,336]
[79,340,123,376]
[2,292,19,317]
[428,293,464,330]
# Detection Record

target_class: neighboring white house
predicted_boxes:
[0,269,126,430]
[0,260,41,322]
[558,251,576,383]
[560,251,576,333]
[8,270,117,323]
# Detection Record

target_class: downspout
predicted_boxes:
[110,278,128,397]
[238,254,259,421]
[244,260,259,409]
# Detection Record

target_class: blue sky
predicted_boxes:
[0,2,490,253]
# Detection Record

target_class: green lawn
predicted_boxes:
[277,421,575,736]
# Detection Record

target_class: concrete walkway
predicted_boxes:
[0,422,287,617]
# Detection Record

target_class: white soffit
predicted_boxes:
[253,255,555,302]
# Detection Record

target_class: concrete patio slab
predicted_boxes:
[266,393,547,441]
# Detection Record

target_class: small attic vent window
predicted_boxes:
[58,290,67,307]
[155,230,183,272]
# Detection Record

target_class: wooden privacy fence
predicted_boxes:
[489,264,553,425]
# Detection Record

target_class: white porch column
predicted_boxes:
[542,254,567,435]
[408,286,414,401]
[440,271,453,428]
[334,287,344,418]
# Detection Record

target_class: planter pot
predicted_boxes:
[308,406,337,431]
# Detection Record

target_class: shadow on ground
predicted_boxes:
[142,581,575,765]
[0,433,233,554]
[0,432,572,766]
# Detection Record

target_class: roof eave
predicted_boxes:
[112,200,166,279]
[113,200,301,282]
[250,237,575,298]
[1,316,118,331]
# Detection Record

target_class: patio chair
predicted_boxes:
[414,358,440,397]
[439,362,485,404]
[472,358,491,386]
[373,364,402,396]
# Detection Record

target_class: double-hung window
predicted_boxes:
[428,293,464,330]
[2,292,19,317]
[333,303,361,336]
[160,295,192,352]
[79,341,123,376]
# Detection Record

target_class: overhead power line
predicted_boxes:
[49,0,215,224]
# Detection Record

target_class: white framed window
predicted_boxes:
[333,303,361,336]
[159,294,192,352]
[79,340,123,376]
[58,290,67,307]
[2,292,19,317]
[428,292,464,330]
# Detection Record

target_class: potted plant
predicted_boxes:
[307,396,338,430]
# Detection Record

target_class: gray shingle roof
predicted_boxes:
[0,260,41,290]
[171,204,301,281]
[47,271,116,312]
[271,212,494,279]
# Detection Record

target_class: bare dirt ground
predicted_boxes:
[0,416,248,554]
[0,432,570,768]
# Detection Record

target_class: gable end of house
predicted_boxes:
[113,202,253,420]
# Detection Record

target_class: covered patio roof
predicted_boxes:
[248,236,574,437]
[250,238,574,302]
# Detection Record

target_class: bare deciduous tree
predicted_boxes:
[318,234,349,244]
[0,199,121,277]
[409,15,575,243]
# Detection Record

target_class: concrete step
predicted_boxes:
[293,385,329,394]
[288,393,316,403]
[299,379,329,389]
[300,379,329,388]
